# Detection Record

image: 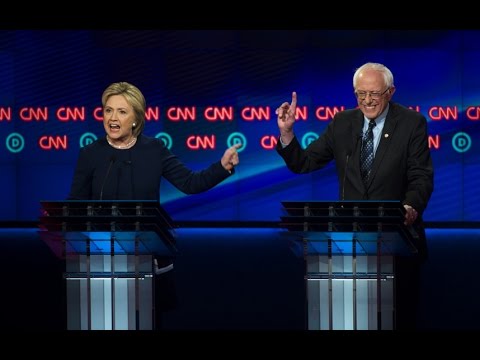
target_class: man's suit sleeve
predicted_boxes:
[276,121,335,174]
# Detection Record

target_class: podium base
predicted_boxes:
[306,254,395,330]
[65,254,154,330]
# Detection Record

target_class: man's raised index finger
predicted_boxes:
[291,91,297,109]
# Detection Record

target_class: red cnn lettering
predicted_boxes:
[167,107,196,121]
[204,106,234,121]
[145,106,160,121]
[19,107,48,121]
[295,106,308,120]
[465,106,480,120]
[241,107,270,121]
[0,107,11,121]
[93,107,103,121]
[260,135,278,149]
[56,107,85,122]
[428,106,458,121]
[428,134,440,149]
[315,106,345,121]
[39,135,68,150]
[186,135,216,150]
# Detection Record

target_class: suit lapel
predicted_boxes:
[365,103,398,189]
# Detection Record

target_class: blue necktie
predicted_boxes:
[360,120,376,185]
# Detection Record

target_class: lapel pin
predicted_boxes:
[384,133,389,138]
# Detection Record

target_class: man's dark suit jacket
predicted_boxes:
[277,102,434,255]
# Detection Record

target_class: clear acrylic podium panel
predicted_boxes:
[281,201,418,330]
[39,200,176,330]
[66,254,154,330]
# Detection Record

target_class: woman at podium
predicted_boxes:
[68,81,241,329]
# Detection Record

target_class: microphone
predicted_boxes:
[341,151,351,201]
[99,155,116,200]
[127,149,135,199]
[341,132,363,203]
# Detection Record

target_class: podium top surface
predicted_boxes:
[282,200,403,209]
[282,200,401,204]
[39,200,177,257]
[280,200,418,256]
[40,200,174,225]
[281,200,405,220]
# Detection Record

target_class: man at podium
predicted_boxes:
[68,81,241,328]
[275,62,434,329]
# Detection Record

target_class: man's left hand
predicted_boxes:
[403,204,418,226]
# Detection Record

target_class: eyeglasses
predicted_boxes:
[355,88,390,100]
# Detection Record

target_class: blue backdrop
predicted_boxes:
[0,30,477,222]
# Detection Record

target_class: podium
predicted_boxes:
[39,200,177,330]
[280,200,418,330]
